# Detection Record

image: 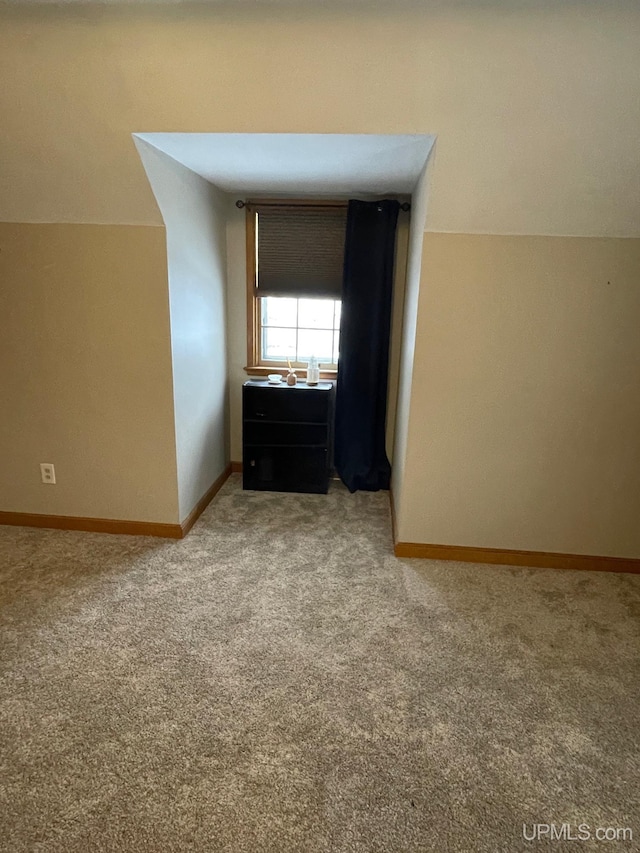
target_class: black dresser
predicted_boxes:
[242,380,335,494]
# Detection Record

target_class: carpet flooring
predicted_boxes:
[0,474,638,852]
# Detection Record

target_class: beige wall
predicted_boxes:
[397,233,640,558]
[0,4,638,238]
[0,223,179,522]
[385,214,410,462]
[226,204,250,464]
[391,156,434,509]
[135,141,230,520]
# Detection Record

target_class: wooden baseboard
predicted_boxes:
[0,463,233,540]
[180,463,232,536]
[393,541,640,574]
[231,461,243,473]
[0,510,183,539]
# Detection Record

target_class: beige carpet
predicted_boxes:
[0,474,638,852]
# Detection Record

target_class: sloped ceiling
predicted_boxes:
[0,2,638,235]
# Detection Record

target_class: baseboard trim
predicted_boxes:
[231,461,243,473]
[0,463,233,540]
[180,463,232,537]
[0,510,183,539]
[393,541,640,573]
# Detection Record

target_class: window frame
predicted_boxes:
[244,199,346,378]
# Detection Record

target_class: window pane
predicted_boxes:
[333,330,340,365]
[297,328,334,363]
[261,297,297,328]
[298,298,336,330]
[262,327,296,361]
[333,301,341,329]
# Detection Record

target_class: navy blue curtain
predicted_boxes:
[334,199,400,492]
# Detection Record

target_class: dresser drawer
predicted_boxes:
[244,421,328,447]
[243,446,329,494]
[243,385,330,423]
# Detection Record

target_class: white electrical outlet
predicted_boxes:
[40,463,56,484]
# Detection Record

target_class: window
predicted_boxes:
[260,296,341,367]
[245,201,347,374]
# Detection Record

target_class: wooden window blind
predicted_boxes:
[252,204,347,299]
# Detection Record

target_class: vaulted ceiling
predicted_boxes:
[1,2,638,235]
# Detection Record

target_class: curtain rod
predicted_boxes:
[236,199,411,212]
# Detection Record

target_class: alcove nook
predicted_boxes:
[134,133,435,526]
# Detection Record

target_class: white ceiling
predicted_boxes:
[133,133,435,197]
